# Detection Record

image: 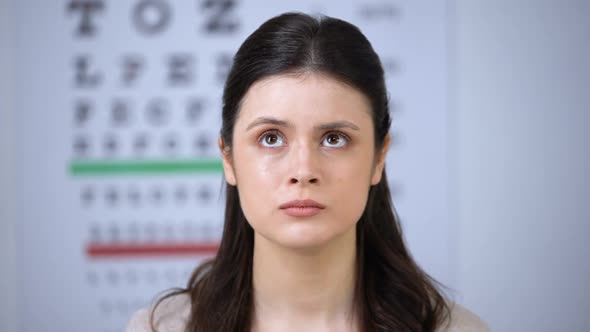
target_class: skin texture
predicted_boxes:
[218,73,390,331]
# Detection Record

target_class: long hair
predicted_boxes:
[150,12,450,331]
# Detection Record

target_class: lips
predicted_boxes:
[280,199,326,217]
[279,199,326,209]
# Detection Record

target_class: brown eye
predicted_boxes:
[259,131,285,147]
[327,134,340,145]
[265,134,278,144]
[322,132,348,147]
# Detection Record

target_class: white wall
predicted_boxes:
[452,1,590,331]
[0,0,17,331]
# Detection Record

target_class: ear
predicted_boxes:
[370,133,391,185]
[218,137,237,186]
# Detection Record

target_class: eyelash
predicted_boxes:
[257,130,351,148]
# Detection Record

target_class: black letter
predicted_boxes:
[145,99,170,126]
[74,99,93,125]
[121,55,145,86]
[167,54,194,86]
[73,135,91,157]
[111,99,133,126]
[186,97,205,124]
[133,0,172,35]
[215,53,232,84]
[66,0,105,37]
[73,55,102,88]
[201,0,239,34]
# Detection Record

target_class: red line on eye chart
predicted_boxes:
[86,242,220,258]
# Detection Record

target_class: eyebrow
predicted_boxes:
[246,116,360,131]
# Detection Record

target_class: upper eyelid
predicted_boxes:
[326,131,351,140]
[257,129,284,140]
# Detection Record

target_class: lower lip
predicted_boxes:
[281,207,323,217]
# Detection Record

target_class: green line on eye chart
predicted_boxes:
[69,159,223,176]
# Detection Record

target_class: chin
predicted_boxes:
[265,224,355,252]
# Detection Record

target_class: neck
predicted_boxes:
[251,228,358,329]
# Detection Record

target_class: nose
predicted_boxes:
[288,142,320,185]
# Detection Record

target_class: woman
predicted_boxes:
[127,12,489,332]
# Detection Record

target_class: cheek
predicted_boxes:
[336,149,376,186]
[331,169,372,223]
[233,146,282,184]
[333,149,376,208]
[231,151,284,221]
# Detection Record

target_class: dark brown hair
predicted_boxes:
[150,12,450,332]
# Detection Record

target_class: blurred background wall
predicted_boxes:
[1,0,17,331]
[1,1,588,331]
[452,1,589,330]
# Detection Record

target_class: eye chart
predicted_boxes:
[13,1,448,331]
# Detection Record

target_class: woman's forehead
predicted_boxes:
[236,73,373,128]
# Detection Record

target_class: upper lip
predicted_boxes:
[280,199,326,209]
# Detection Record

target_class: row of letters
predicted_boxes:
[88,221,222,243]
[73,97,209,126]
[67,0,240,37]
[72,132,216,157]
[87,268,194,288]
[79,184,222,206]
[73,54,232,88]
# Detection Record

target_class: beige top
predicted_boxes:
[125,293,490,332]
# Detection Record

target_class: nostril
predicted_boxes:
[289,177,318,184]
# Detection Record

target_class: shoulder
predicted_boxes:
[125,293,191,332]
[437,302,490,332]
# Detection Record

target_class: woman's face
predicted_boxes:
[220,73,390,250]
